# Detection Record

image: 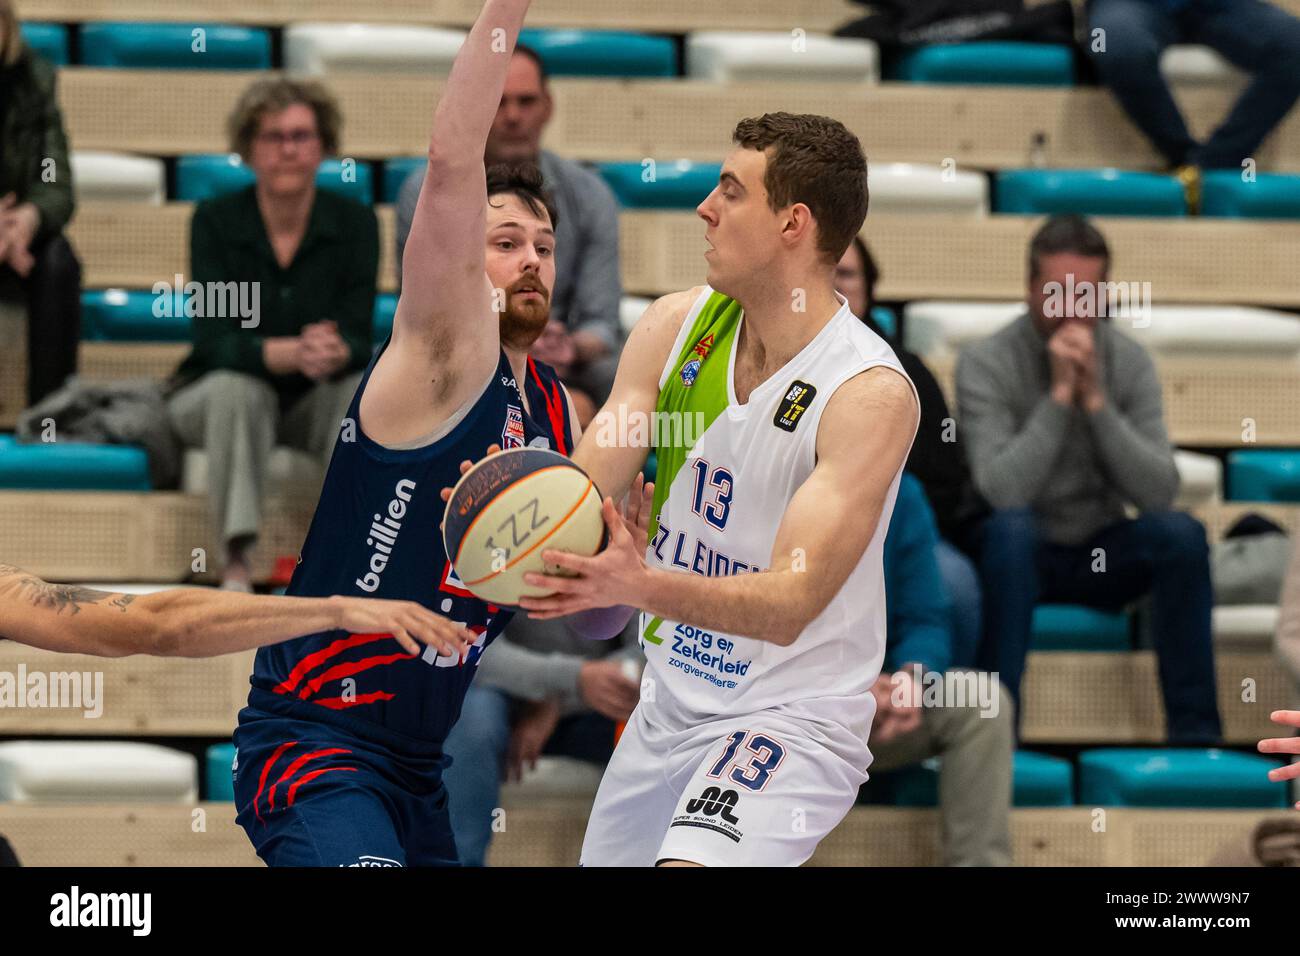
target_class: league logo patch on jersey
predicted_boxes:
[773,380,817,432]
[502,404,525,448]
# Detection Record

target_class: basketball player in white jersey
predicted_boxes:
[519,113,920,866]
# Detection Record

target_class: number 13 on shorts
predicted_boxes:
[706,730,786,792]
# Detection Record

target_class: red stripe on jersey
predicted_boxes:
[253,741,298,824]
[287,766,359,808]
[313,690,397,710]
[296,651,412,700]
[528,356,568,455]
[273,632,396,695]
[266,747,354,812]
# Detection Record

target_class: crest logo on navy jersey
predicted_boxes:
[773,380,817,432]
[502,404,525,448]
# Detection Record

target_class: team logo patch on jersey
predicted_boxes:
[773,380,817,432]
[679,333,716,387]
[680,358,701,387]
[502,405,525,448]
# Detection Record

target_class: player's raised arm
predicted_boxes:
[393,0,532,359]
[524,366,919,645]
[570,286,703,505]
[0,564,476,659]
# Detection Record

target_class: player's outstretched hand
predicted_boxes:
[520,496,650,619]
[1258,710,1300,807]
[330,595,477,659]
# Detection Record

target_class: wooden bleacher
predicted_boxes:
[19,0,862,33]
[53,69,1300,173]
[0,801,1286,866]
[20,0,1300,38]
[0,629,1287,744]
[58,202,1300,307]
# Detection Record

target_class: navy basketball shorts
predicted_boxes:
[232,703,457,867]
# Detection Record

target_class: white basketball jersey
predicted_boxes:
[639,286,917,751]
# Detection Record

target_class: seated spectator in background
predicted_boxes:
[441,616,642,866]
[167,78,378,590]
[0,0,82,406]
[836,236,988,668]
[868,474,1014,866]
[395,44,622,404]
[1087,0,1300,204]
[957,214,1220,743]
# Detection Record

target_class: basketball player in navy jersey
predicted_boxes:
[231,0,631,866]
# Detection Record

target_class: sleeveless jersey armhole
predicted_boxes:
[801,359,919,475]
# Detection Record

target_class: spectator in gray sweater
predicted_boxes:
[395,44,622,404]
[956,215,1221,743]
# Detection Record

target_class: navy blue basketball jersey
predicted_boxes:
[247,338,574,745]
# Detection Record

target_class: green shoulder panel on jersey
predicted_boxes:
[647,290,741,541]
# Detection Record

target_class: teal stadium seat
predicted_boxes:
[82,289,189,342]
[176,155,375,205]
[383,157,426,204]
[0,435,151,491]
[79,22,271,70]
[892,750,1075,807]
[598,161,721,208]
[1201,170,1300,219]
[1031,604,1131,651]
[995,169,1188,217]
[889,42,1074,86]
[869,306,897,338]
[372,293,399,343]
[205,743,236,802]
[19,22,69,65]
[518,28,677,77]
[1078,748,1289,808]
[1226,449,1300,501]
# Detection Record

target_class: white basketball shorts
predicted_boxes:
[579,704,870,866]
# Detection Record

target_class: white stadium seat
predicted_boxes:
[867,163,988,216]
[620,295,653,335]
[686,31,878,84]
[284,23,466,76]
[902,301,1021,357]
[499,755,604,802]
[70,151,165,204]
[0,741,197,803]
[903,301,1300,359]
[1212,605,1279,650]
[1173,449,1223,508]
[1161,45,1246,90]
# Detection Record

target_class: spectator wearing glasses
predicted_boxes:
[167,78,378,590]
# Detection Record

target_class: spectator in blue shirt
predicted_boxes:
[868,473,1015,866]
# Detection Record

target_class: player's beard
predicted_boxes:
[498,276,551,350]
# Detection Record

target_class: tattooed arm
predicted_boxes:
[0,564,477,659]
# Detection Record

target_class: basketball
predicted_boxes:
[441,447,607,607]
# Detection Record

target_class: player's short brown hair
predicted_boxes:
[732,112,869,265]
[486,160,559,230]
[227,77,341,162]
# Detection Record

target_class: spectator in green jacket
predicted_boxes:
[0,0,82,406]
[167,77,378,590]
